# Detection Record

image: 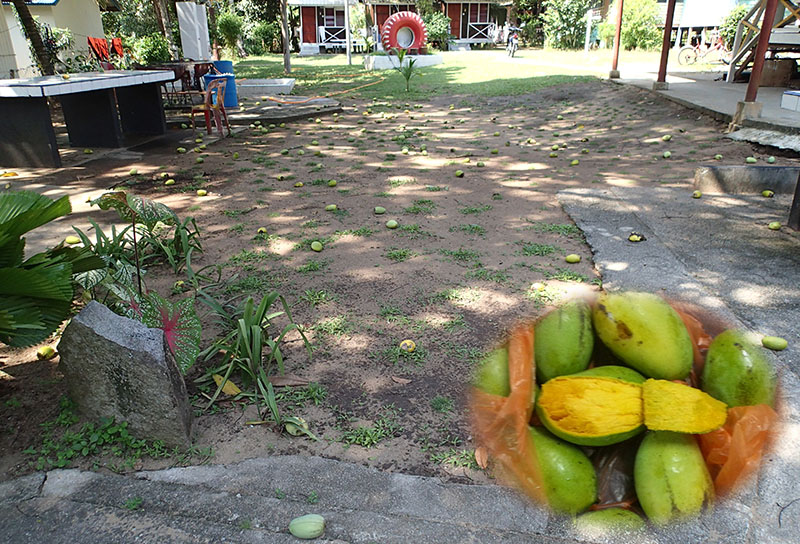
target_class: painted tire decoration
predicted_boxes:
[381,11,428,52]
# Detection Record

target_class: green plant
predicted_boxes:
[430,395,453,413]
[430,448,479,469]
[516,242,558,256]
[306,491,319,504]
[200,293,311,425]
[0,191,104,347]
[613,0,661,51]
[246,21,280,54]
[439,248,481,263]
[297,259,329,274]
[404,199,436,215]
[133,34,171,64]
[315,315,351,336]
[459,204,492,215]
[542,0,594,50]
[391,48,421,92]
[217,10,245,56]
[124,497,144,510]
[720,4,749,49]
[300,289,334,307]
[450,224,486,236]
[523,221,581,237]
[385,248,414,262]
[340,406,402,447]
[421,12,452,49]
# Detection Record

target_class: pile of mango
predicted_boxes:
[473,291,778,530]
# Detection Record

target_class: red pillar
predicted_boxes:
[656,0,677,84]
[745,0,780,102]
[610,0,624,76]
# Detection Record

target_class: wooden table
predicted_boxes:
[0,70,174,167]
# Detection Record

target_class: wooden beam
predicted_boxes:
[745,0,780,102]
[656,0,677,84]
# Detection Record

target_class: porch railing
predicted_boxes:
[466,22,495,41]
[319,25,346,44]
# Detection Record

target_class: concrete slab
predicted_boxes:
[694,165,800,195]
[615,71,800,133]
[364,54,443,71]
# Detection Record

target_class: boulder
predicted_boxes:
[57,301,193,448]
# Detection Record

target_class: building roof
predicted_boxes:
[287,0,356,5]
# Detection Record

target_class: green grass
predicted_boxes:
[439,248,481,263]
[524,221,582,237]
[397,224,432,238]
[300,289,335,307]
[234,52,596,101]
[430,448,479,469]
[388,176,415,188]
[459,204,492,215]
[372,343,428,366]
[385,247,415,262]
[546,267,588,282]
[297,259,329,273]
[516,242,559,257]
[335,226,374,237]
[276,383,328,409]
[450,224,486,236]
[315,315,352,335]
[340,406,402,448]
[430,395,454,414]
[404,199,436,215]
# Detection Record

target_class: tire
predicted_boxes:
[510,43,517,58]
[381,11,428,52]
[678,46,697,66]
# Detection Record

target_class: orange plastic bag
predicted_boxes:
[699,404,778,496]
[471,323,545,504]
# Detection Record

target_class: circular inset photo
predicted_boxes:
[470,291,779,534]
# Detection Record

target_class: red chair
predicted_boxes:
[190,78,231,137]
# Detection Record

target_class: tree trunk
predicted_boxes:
[11,0,54,75]
[208,3,220,60]
[280,0,291,73]
[152,0,176,58]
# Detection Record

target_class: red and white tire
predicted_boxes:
[381,11,428,52]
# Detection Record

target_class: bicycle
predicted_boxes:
[678,38,731,65]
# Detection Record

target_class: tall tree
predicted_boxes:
[280,0,291,73]
[11,0,54,75]
[152,0,176,57]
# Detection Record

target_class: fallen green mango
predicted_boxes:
[702,329,776,407]
[534,300,593,383]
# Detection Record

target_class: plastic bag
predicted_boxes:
[471,323,545,503]
[699,404,778,496]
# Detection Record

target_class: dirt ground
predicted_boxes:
[1,78,793,483]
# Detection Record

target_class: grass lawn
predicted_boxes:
[234,48,727,102]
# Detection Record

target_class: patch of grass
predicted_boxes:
[442,314,467,331]
[430,448,479,469]
[429,286,483,305]
[227,249,277,267]
[459,204,492,215]
[546,267,588,282]
[374,191,394,197]
[297,259,329,274]
[425,185,448,192]
[300,289,335,307]
[306,491,319,504]
[388,176,415,188]
[385,247,415,262]
[450,224,486,236]
[404,199,436,215]
[526,284,560,306]
[315,315,352,336]
[336,226,374,237]
[397,224,432,239]
[229,223,245,234]
[340,406,402,448]
[224,273,281,294]
[221,209,250,218]
[430,395,454,413]
[123,497,144,511]
[439,248,481,263]
[372,343,428,366]
[524,221,582,237]
[294,236,334,252]
[277,383,328,410]
[465,267,510,283]
[516,242,558,257]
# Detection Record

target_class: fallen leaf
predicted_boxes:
[1,172,18,177]
[475,446,489,469]
[212,374,242,395]
[268,375,310,387]
[391,376,411,384]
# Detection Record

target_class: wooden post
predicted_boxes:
[344,0,352,65]
[584,10,592,54]
[745,0,780,102]
[655,0,677,87]
[610,0,624,78]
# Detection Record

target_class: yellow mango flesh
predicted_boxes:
[643,379,727,434]
[539,377,643,439]
[538,376,728,443]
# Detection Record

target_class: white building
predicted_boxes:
[0,0,108,78]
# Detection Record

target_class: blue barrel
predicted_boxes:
[203,61,238,108]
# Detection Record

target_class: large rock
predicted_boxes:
[57,301,193,448]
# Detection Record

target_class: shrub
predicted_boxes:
[422,12,452,49]
[133,34,171,65]
[618,0,661,51]
[246,21,280,55]
[542,0,594,50]
[217,10,244,54]
[520,15,545,47]
[720,4,749,49]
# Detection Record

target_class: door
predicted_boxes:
[447,3,461,39]
[301,7,316,43]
